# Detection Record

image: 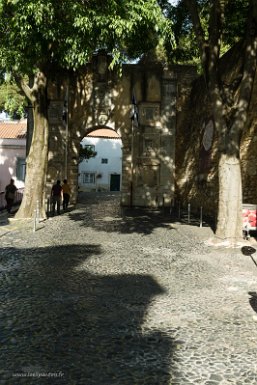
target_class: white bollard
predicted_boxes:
[33,209,37,232]
[188,203,191,223]
[199,206,203,228]
[36,200,40,225]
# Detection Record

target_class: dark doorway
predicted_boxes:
[110,174,120,191]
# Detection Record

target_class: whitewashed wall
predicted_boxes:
[78,137,122,191]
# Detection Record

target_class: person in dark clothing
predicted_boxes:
[62,179,71,210]
[5,179,17,214]
[51,180,63,215]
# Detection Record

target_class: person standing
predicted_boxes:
[51,180,63,215]
[62,179,71,211]
[5,178,18,214]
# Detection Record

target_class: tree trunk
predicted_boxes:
[216,154,243,241]
[15,72,49,219]
[211,92,243,243]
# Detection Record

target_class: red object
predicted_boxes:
[242,204,257,229]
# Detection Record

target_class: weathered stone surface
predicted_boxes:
[42,54,197,211]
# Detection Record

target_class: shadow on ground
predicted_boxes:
[249,292,257,314]
[0,244,174,384]
[68,207,175,235]
[0,206,20,227]
[241,247,257,316]
[241,246,257,270]
[67,191,214,235]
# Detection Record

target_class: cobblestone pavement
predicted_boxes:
[0,192,257,385]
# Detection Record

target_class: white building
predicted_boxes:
[79,129,122,192]
[0,120,27,192]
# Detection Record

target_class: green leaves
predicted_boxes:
[79,144,97,163]
[0,0,170,74]
[164,0,251,66]
[0,80,27,118]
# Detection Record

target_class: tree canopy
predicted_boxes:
[159,0,251,67]
[0,0,170,76]
[79,144,97,164]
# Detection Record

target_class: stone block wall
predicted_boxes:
[43,54,198,209]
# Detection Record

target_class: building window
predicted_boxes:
[101,158,108,164]
[82,172,95,184]
[16,158,26,181]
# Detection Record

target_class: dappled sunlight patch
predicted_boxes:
[204,236,257,249]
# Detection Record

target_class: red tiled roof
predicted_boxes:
[87,128,121,139]
[0,120,27,139]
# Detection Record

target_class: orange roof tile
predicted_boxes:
[0,120,27,139]
[87,128,121,139]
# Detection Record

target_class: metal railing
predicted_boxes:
[0,188,24,212]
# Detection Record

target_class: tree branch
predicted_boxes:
[209,0,223,53]
[13,73,33,101]
[234,0,257,129]
[184,0,206,57]
[183,0,212,90]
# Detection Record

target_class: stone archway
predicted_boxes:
[45,53,197,209]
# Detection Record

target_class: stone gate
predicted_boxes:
[40,52,196,208]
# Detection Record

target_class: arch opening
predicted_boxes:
[78,127,123,195]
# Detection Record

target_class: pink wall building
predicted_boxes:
[0,120,27,192]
